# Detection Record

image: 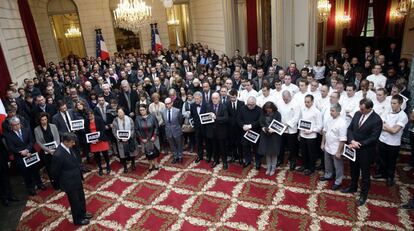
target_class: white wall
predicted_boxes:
[0,0,35,84]
[189,0,226,54]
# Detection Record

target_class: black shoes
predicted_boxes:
[223,163,228,170]
[296,166,305,172]
[171,158,178,164]
[357,196,367,206]
[195,157,202,163]
[341,186,357,194]
[319,176,334,181]
[289,162,296,171]
[373,173,386,179]
[255,163,260,170]
[98,169,103,176]
[206,157,212,163]
[303,169,313,176]
[386,178,395,187]
[106,167,111,175]
[75,219,90,226]
[331,184,341,191]
[84,212,93,219]
[243,161,251,168]
[401,200,414,210]
[211,161,218,168]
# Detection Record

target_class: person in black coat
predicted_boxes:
[341,98,382,206]
[118,80,139,118]
[206,92,229,169]
[237,96,262,169]
[4,116,45,196]
[226,89,244,164]
[0,133,19,206]
[32,95,57,126]
[190,91,210,163]
[51,133,92,225]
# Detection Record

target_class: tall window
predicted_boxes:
[360,0,375,37]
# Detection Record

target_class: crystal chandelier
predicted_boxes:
[396,0,413,16]
[65,25,81,38]
[336,12,351,26]
[113,0,152,34]
[317,0,331,22]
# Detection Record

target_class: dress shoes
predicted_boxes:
[243,161,251,168]
[206,157,212,163]
[315,164,324,171]
[223,163,228,170]
[372,173,386,179]
[171,158,178,164]
[211,161,218,168]
[401,200,414,210]
[98,169,103,176]
[195,157,202,163]
[341,186,357,194]
[75,218,90,226]
[319,176,333,181]
[276,160,282,167]
[331,184,341,191]
[289,162,296,171]
[357,196,367,206]
[84,212,93,219]
[239,158,244,165]
[106,167,111,175]
[386,178,395,187]
[304,169,313,176]
[255,163,260,170]
[296,166,305,172]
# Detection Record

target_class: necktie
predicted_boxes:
[205,94,208,102]
[64,112,71,131]
[222,97,226,104]
[359,114,365,127]
[101,106,107,122]
[168,110,171,123]
[18,131,23,141]
[214,105,218,114]
[125,92,131,110]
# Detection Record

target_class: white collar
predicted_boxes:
[61,143,71,154]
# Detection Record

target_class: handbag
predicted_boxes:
[182,118,194,133]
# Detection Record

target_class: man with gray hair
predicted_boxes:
[118,80,138,118]
[320,103,346,190]
[162,97,184,163]
[237,96,262,169]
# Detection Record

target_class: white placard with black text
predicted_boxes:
[117,130,131,140]
[86,132,100,143]
[23,152,40,167]
[244,130,260,143]
[70,119,84,131]
[269,119,287,136]
[199,113,215,124]
[343,144,356,162]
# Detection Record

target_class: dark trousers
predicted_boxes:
[195,132,204,158]
[410,132,414,167]
[93,151,110,170]
[213,138,227,163]
[378,141,400,180]
[66,186,86,224]
[205,137,213,160]
[41,152,58,188]
[300,137,318,171]
[243,143,260,165]
[228,127,242,159]
[280,133,299,163]
[15,156,42,190]
[0,166,13,199]
[350,149,373,197]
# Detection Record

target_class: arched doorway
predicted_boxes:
[47,0,86,60]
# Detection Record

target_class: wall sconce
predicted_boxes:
[391,9,405,22]
[336,12,351,26]
[396,0,413,16]
[317,0,331,22]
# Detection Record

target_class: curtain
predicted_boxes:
[373,0,392,37]
[0,44,12,99]
[326,0,336,46]
[246,0,258,54]
[349,0,370,36]
[17,0,45,68]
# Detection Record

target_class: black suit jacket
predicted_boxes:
[202,91,213,104]
[226,100,245,128]
[190,103,208,137]
[205,103,229,139]
[33,104,58,125]
[118,90,139,115]
[150,85,168,100]
[5,127,34,157]
[347,111,382,151]
[51,145,83,191]
[52,109,79,136]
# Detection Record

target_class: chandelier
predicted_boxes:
[317,0,331,22]
[65,25,81,38]
[396,0,413,16]
[161,0,174,8]
[336,12,351,26]
[113,0,152,34]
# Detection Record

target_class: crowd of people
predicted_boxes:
[0,42,414,225]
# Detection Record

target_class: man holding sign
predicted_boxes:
[5,117,45,196]
[342,99,382,206]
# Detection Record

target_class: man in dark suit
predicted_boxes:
[190,91,209,163]
[226,89,245,164]
[150,77,168,101]
[51,133,92,225]
[4,116,45,196]
[252,68,269,91]
[201,81,213,105]
[0,133,19,206]
[341,98,382,206]
[118,80,139,118]
[52,100,79,137]
[206,92,229,169]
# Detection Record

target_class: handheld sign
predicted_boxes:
[44,141,58,150]
[189,118,194,128]
[269,119,287,136]
[117,130,131,140]
[70,119,84,131]
[86,132,100,143]
[23,152,40,167]
[298,119,312,131]
[199,113,215,124]
[343,144,356,162]
[244,130,260,143]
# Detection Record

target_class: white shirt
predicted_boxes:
[282,83,299,96]
[257,94,277,108]
[271,89,283,103]
[367,74,387,89]
[322,104,346,124]
[315,95,329,112]
[340,94,362,126]
[277,99,301,134]
[386,95,407,111]
[293,91,309,109]
[61,143,71,154]
[323,116,348,155]
[238,89,258,103]
[355,90,376,101]
[379,110,408,146]
[299,105,322,139]
[373,98,391,121]
[358,110,374,127]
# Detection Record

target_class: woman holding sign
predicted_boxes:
[135,104,160,172]
[34,112,60,189]
[112,107,137,173]
[86,110,111,176]
[258,102,282,176]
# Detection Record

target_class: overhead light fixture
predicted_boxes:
[161,0,174,8]
[317,0,332,23]
[336,12,351,25]
[396,0,413,16]
[65,25,81,38]
[113,0,152,34]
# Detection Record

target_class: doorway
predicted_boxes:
[166,3,190,49]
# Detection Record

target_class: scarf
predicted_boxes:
[117,116,131,131]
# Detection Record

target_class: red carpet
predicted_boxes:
[17,150,414,230]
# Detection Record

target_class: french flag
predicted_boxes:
[151,23,163,52]
[96,29,109,60]
[0,99,6,135]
